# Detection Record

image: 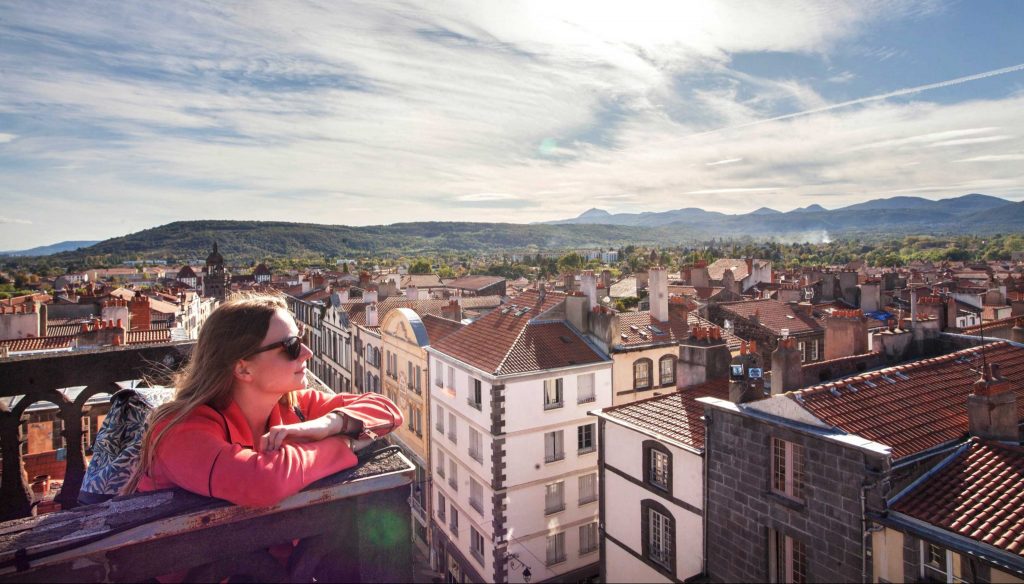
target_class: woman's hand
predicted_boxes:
[260,413,343,452]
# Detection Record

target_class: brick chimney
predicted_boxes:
[677,326,731,388]
[1013,318,1024,344]
[441,299,462,322]
[824,309,868,360]
[967,363,1018,442]
[76,318,127,349]
[129,293,151,331]
[690,264,710,288]
[359,271,371,288]
[580,270,598,309]
[729,341,765,404]
[771,337,802,395]
[649,266,668,322]
[365,302,379,327]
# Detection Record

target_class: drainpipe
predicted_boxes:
[860,457,886,584]
[702,411,712,578]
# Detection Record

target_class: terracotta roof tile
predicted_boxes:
[421,314,464,343]
[344,296,501,326]
[600,379,730,450]
[688,313,744,351]
[789,342,1024,460]
[0,336,74,352]
[614,307,689,349]
[431,290,603,375]
[892,440,1024,557]
[126,330,172,344]
[719,299,822,335]
[446,275,505,290]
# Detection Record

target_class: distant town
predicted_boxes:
[2,235,1023,583]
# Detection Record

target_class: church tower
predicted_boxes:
[203,242,229,300]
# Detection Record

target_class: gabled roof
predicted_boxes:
[719,299,822,336]
[344,295,502,326]
[421,314,464,344]
[0,336,74,353]
[430,289,605,376]
[614,308,689,349]
[446,275,505,291]
[688,313,744,351]
[788,342,1024,461]
[892,439,1024,557]
[707,258,763,282]
[598,379,730,451]
[401,274,444,288]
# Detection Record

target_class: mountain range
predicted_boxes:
[3,194,1022,261]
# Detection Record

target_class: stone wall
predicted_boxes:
[702,403,889,583]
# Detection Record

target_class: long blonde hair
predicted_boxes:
[124,292,298,494]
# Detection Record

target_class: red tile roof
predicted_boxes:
[431,290,604,375]
[0,336,74,353]
[126,330,172,345]
[688,313,744,351]
[344,296,501,326]
[599,379,730,450]
[614,307,689,349]
[421,314,464,344]
[892,439,1024,556]
[790,342,1024,460]
[446,275,505,290]
[719,299,822,335]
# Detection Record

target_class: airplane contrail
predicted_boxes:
[692,62,1024,137]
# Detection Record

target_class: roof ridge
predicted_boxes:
[493,318,535,376]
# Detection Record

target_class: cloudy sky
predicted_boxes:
[2,0,1024,249]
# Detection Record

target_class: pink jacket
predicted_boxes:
[137,390,403,507]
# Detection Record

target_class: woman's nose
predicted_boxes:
[299,342,314,362]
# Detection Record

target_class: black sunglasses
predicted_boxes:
[245,326,306,360]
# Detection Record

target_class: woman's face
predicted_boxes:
[241,308,313,396]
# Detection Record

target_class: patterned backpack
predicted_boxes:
[78,387,175,505]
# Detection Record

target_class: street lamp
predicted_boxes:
[505,552,532,583]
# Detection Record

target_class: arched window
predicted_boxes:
[659,355,677,387]
[633,358,653,390]
[643,440,673,494]
[641,499,676,577]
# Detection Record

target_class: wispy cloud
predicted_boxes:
[685,187,780,194]
[0,133,16,143]
[955,154,1024,162]
[706,157,744,166]
[0,217,32,225]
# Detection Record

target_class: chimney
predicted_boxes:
[649,266,668,322]
[39,303,48,337]
[691,265,710,288]
[366,302,379,327]
[677,326,731,388]
[129,293,151,331]
[1013,318,1024,344]
[538,282,546,303]
[729,342,766,404]
[359,271,371,288]
[580,270,598,309]
[824,309,868,360]
[564,292,589,334]
[406,285,419,301]
[600,270,613,291]
[771,337,802,395]
[967,363,1018,442]
[442,299,462,322]
[363,288,378,304]
[910,287,918,327]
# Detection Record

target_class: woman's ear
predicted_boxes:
[234,359,253,382]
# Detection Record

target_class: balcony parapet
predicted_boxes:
[0,342,195,520]
[0,446,415,583]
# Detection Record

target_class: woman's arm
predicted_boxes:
[260,391,404,450]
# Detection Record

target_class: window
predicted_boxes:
[468,378,482,410]
[577,423,595,454]
[469,428,483,463]
[449,460,458,491]
[437,492,446,522]
[408,405,416,434]
[415,365,422,393]
[470,526,485,564]
[769,528,807,584]
[447,366,455,389]
[810,339,819,362]
[448,413,457,443]
[545,481,565,514]
[579,522,598,555]
[578,473,597,505]
[450,507,459,538]
[544,430,564,463]
[408,362,414,389]
[436,448,445,478]
[642,500,675,575]
[435,363,443,387]
[470,479,483,514]
[414,408,422,437]
[543,378,563,410]
[771,437,805,502]
[546,531,566,566]
[436,404,445,433]
[577,372,596,404]
[659,355,676,387]
[798,341,806,363]
[649,448,670,491]
[920,542,969,583]
[634,358,652,390]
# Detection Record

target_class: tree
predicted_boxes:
[408,259,432,274]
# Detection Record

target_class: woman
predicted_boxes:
[125,292,402,507]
